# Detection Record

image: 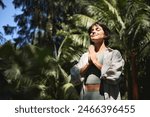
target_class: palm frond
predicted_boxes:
[84,5,105,19]
[103,0,125,29]
[70,33,89,47]
[58,65,69,83]
[72,14,96,29]
[61,83,79,99]
[4,64,21,81]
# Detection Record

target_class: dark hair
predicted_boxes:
[88,21,111,46]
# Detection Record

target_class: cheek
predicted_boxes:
[97,32,105,38]
[101,32,106,38]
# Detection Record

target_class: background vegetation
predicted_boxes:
[0,0,150,100]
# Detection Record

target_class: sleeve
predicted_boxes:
[101,50,125,85]
[70,53,88,85]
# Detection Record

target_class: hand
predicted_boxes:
[88,45,95,53]
[88,45,97,64]
[88,45,103,70]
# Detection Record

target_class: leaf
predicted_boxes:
[72,14,96,29]
[61,83,79,99]
[4,64,21,81]
[103,0,125,29]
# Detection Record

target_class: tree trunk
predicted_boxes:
[131,52,138,99]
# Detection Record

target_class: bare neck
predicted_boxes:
[94,42,107,53]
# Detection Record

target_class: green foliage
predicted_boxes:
[1,0,149,99]
[66,0,150,99]
[0,42,79,99]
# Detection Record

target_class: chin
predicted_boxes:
[91,40,103,44]
[91,39,100,43]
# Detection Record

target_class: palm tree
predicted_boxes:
[117,0,150,99]
[65,0,150,99]
[0,0,81,99]
[1,0,149,100]
[0,41,80,99]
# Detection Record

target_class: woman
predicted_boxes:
[70,21,124,100]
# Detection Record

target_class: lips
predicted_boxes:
[91,34,99,37]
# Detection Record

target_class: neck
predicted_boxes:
[94,42,107,52]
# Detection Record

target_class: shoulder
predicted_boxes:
[107,47,122,56]
[80,52,88,58]
[104,48,123,61]
[78,52,88,62]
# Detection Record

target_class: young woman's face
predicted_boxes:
[90,24,105,44]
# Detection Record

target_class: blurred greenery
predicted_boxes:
[0,0,150,99]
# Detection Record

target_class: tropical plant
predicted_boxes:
[0,41,80,99]
[1,0,150,100]
[64,0,150,99]
[0,0,82,99]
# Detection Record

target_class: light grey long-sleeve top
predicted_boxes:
[70,47,125,100]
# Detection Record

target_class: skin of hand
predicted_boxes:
[88,45,97,64]
[88,45,103,70]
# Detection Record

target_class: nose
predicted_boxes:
[91,31,96,35]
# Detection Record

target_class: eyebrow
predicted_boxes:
[91,25,101,31]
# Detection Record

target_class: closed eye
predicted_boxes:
[96,27,101,31]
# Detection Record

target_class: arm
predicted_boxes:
[79,62,91,76]
[101,50,125,85]
[70,53,89,84]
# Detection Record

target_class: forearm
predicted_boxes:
[92,59,103,70]
[80,63,91,76]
